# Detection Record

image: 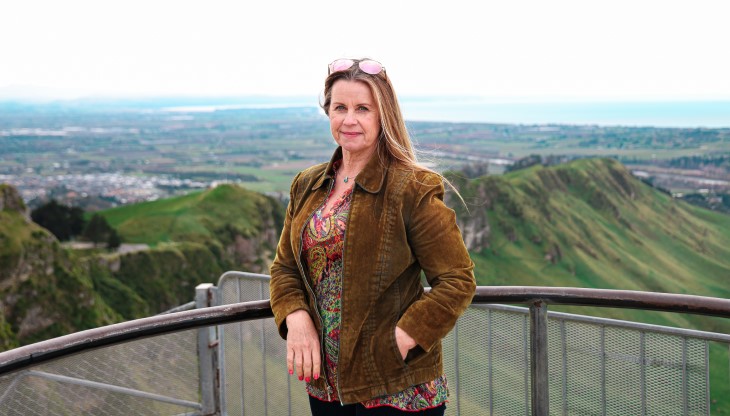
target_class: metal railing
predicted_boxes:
[213,272,730,416]
[1,271,729,415]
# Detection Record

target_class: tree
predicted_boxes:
[31,200,86,241]
[107,229,122,250]
[69,206,85,237]
[83,214,121,249]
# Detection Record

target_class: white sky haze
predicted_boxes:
[1,0,729,101]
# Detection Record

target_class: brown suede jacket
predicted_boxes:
[269,147,476,404]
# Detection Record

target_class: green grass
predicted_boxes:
[98,183,280,246]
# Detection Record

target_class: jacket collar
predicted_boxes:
[312,146,388,194]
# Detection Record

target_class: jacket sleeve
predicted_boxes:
[269,172,311,340]
[397,172,476,351]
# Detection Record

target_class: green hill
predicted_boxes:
[448,158,730,329]
[100,183,283,247]
[87,183,285,317]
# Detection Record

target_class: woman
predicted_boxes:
[269,58,475,415]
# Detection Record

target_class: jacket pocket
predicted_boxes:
[404,345,427,365]
[371,322,409,377]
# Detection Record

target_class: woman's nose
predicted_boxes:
[343,111,357,124]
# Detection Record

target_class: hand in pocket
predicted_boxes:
[395,326,417,360]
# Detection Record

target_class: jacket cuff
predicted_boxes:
[396,314,438,352]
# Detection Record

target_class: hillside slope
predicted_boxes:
[82,183,285,318]
[0,183,285,349]
[100,183,283,271]
[448,158,730,330]
[0,185,118,348]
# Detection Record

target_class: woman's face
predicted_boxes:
[329,79,381,158]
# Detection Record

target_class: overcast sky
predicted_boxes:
[1,0,729,101]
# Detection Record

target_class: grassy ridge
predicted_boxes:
[84,183,285,317]
[451,158,730,307]
[100,183,283,246]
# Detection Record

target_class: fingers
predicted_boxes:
[295,347,305,381]
[311,343,321,381]
[285,310,321,382]
[288,339,319,381]
[287,345,294,377]
[302,347,312,382]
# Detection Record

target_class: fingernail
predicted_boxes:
[305,376,310,382]
[289,369,293,375]
[314,374,319,380]
[298,375,303,381]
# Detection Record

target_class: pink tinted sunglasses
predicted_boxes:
[328,59,385,75]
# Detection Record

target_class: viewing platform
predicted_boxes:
[1,271,729,415]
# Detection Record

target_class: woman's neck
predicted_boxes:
[340,148,375,178]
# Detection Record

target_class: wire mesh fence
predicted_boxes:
[0,271,725,415]
[0,328,201,416]
[217,273,308,416]
[216,272,717,416]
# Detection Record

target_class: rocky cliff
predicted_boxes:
[1,184,118,349]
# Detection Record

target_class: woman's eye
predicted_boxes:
[357,106,369,112]
[334,105,346,111]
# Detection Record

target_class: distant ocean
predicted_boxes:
[157,97,730,128]
[398,98,730,128]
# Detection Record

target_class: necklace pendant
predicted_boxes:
[343,176,349,183]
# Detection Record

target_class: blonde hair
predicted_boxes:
[321,58,466,206]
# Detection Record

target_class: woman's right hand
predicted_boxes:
[285,309,321,382]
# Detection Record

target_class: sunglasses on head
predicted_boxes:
[328,59,385,75]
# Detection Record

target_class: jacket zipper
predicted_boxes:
[296,179,335,402]
[335,188,354,405]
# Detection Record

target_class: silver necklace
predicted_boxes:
[336,162,360,184]
[337,167,352,183]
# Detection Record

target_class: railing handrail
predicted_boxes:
[473,286,730,317]
[217,271,730,318]
[0,299,272,376]
[2,285,729,377]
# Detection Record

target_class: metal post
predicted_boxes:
[259,280,268,416]
[640,332,646,416]
[705,342,710,416]
[524,315,529,416]
[600,326,606,416]
[560,320,568,416]
[530,300,549,416]
[682,337,688,416]
[454,320,461,416]
[237,278,246,416]
[488,309,494,416]
[214,285,227,416]
[197,283,220,415]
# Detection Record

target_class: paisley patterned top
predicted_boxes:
[302,182,448,411]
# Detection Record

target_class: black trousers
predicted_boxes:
[308,395,446,416]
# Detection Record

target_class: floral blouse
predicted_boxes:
[301,182,448,411]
